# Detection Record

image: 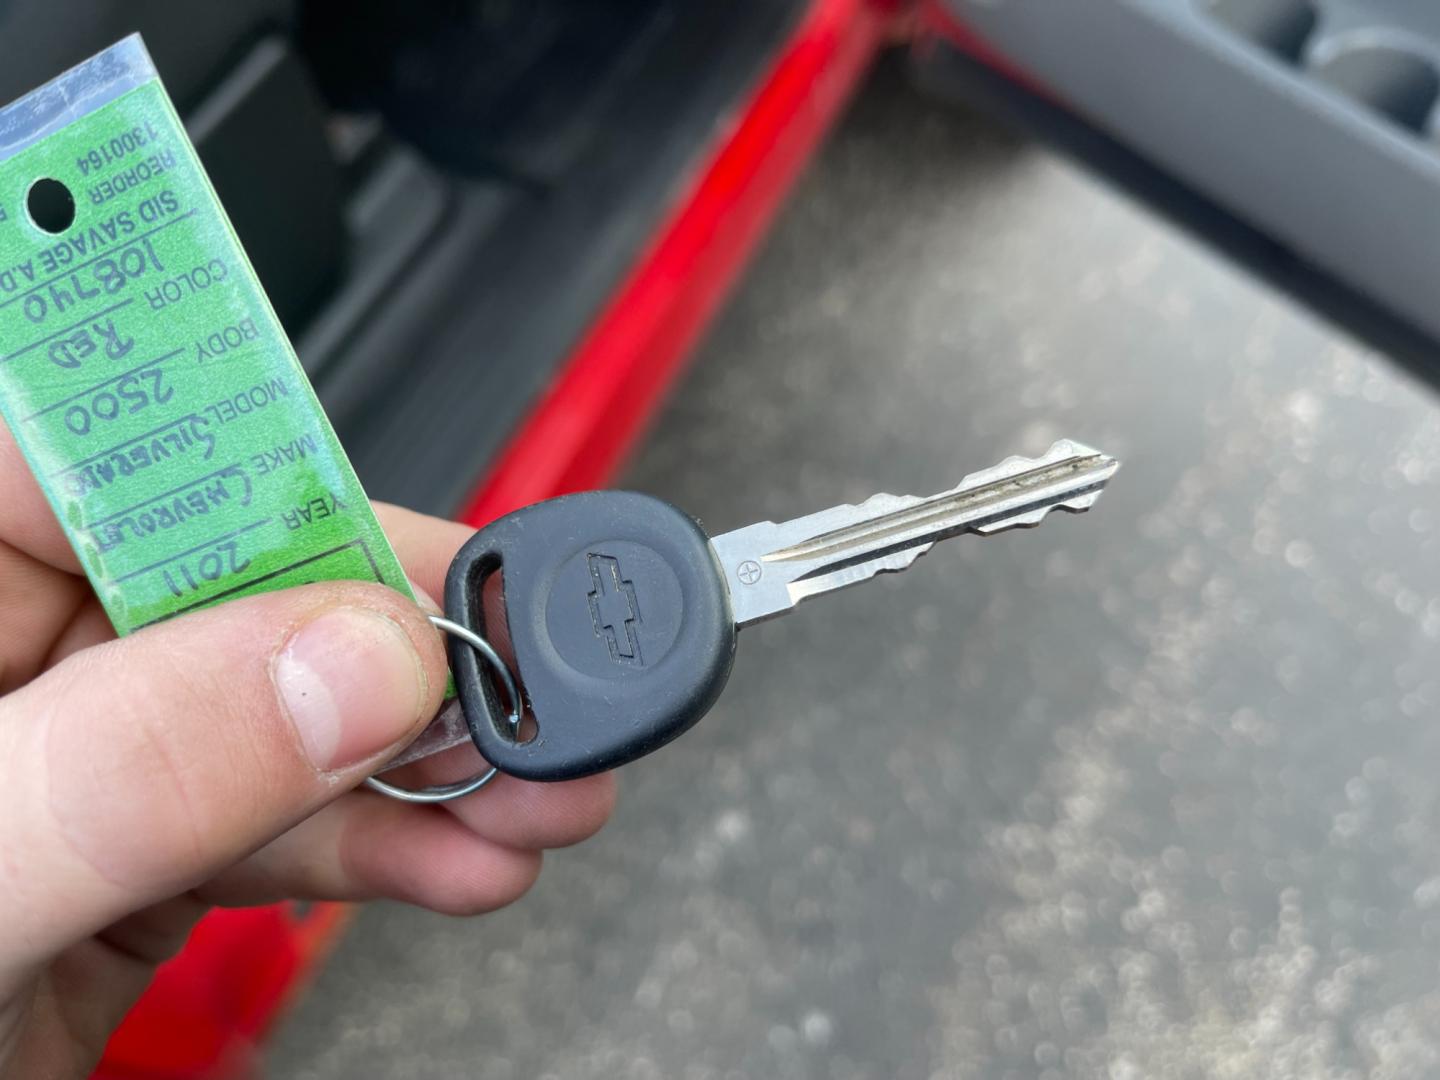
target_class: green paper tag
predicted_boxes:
[0,36,413,634]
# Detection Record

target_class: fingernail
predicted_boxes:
[275,608,428,771]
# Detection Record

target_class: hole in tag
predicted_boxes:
[26,177,76,234]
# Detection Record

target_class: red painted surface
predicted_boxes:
[96,904,350,1079]
[96,1,898,1076]
[460,0,899,526]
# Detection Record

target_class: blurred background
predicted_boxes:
[9,1,1438,1077]
[266,56,1440,1080]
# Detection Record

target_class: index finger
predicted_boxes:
[373,502,475,606]
[0,417,82,573]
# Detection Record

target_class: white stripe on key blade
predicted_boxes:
[710,439,1120,627]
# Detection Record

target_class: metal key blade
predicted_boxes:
[711,439,1119,626]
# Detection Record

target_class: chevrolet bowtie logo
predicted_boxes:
[587,553,642,665]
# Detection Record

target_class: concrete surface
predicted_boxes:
[270,57,1440,1079]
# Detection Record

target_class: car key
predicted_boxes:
[442,439,1119,781]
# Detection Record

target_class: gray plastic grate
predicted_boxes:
[940,0,1440,343]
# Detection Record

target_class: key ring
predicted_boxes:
[363,615,522,804]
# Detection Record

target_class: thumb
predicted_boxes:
[0,582,446,972]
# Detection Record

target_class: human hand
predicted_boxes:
[0,432,616,1079]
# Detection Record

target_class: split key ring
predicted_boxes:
[363,615,522,804]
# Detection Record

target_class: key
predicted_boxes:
[442,439,1119,781]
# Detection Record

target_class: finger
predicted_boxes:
[374,502,474,603]
[208,751,614,908]
[0,418,80,572]
[195,795,541,915]
[92,893,210,968]
[207,749,615,906]
[7,896,210,1079]
[40,596,115,669]
[0,539,92,691]
[446,771,617,851]
[0,580,448,976]
[387,742,617,851]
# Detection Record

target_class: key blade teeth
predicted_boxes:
[1061,490,1107,512]
[961,438,1114,484]
[973,509,1046,534]
[714,439,1121,626]
[764,441,1119,565]
[969,447,1117,534]
[970,492,1104,534]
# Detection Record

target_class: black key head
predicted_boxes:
[444,491,737,781]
